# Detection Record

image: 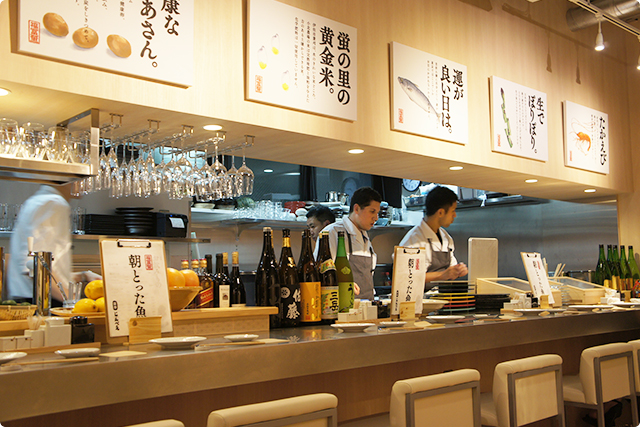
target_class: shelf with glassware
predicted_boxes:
[0,108,99,185]
[0,231,210,243]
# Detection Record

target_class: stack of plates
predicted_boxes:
[116,207,155,236]
[474,294,511,313]
[84,214,126,235]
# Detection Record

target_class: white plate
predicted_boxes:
[425,315,465,324]
[612,302,640,308]
[568,304,614,311]
[224,334,259,342]
[514,308,566,317]
[55,348,101,358]
[379,321,407,328]
[149,336,206,349]
[0,352,27,365]
[331,323,376,332]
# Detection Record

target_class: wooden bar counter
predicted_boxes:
[2,310,640,427]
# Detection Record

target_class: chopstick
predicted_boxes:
[196,341,266,348]
[8,357,99,366]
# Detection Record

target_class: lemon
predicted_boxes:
[95,297,106,312]
[84,280,104,300]
[73,298,97,313]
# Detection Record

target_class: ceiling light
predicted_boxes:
[584,188,597,193]
[283,172,300,176]
[525,179,538,183]
[263,169,273,173]
[595,18,605,51]
[348,149,364,154]
[0,87,11,96]
[449,166,463,171]
[203,124,223,131]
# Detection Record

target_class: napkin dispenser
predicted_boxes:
[155,213,188,237]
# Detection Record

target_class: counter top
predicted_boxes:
[2,309,640,424]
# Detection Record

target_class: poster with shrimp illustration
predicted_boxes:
[563,101,609,174]
[390,42,468,145]
[246,0,357,121]
[489,76,548,161]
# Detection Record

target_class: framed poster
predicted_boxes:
[16,0,194,86]
[490,76,548,161]
[246,0,357,121]
[390,41,468,145]
[563,101,609,174]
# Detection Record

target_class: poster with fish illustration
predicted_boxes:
[563,101,609,174]
[489,76,548,161]
[390,42,468,145]
[246,0,357,121]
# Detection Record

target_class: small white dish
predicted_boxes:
[55,348,101,358]
[224,334,259,342]
[568,304,614,311]
[331,323,376,333]
[612,302,640,308]
[425,315,465,324]
[0,352,27,365]
[514,308,566,317]
[149,336,206,349]
[379,321,407,328]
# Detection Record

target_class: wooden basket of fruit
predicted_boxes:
[0,302,37,321]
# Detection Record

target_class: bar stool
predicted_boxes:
[563,342,638,427]
[628,339,640,396]
[121,421,184,427]
[207,393,338,427]
[480,354,564,427]
[389,368,481,427]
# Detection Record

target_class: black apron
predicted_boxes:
[427,237,452,273]
[345,231,375,300]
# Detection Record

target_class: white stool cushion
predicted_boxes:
[491,354,562,427]
[562,374,586,403]
[123,421,184,427]
[628,339,640,393]
[480,392,498,426]
[207,393,337,427]
[578,342,633,404]
[389,368,480,427]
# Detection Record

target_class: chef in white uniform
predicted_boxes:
[314,187,381,300]
[399,185,467,287]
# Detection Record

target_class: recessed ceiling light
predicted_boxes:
[525,179,538,183]
[0,87,11,96]
[203,124,223,131]
[348,149,364,154]
[584,188,597,193]
[264,169,273,173]
[449,166,463,171]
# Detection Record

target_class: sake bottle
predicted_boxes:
[628,246,640,296]
[230,251,247,307]
[335,231,354,312]
[255,227,281,329]
[594,244,611,287]
[298,229,321,324]
[607,245,620,291]
[620,245,632,291]
[279,229,300,327]
[317,231,339,323]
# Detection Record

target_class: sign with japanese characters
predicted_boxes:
[16,0,193,86]
[100,239,173,339]
[490,76,548,161]
[563,101,609,174]
[390,246,427,316]
[521,252,555,304]
[390,42,468,145]
[246,0,357,120]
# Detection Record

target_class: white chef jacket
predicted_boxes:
[398,219,458,270]
[314,216,377,267]
[8,185,72,301]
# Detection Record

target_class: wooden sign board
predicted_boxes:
[391,247,427,316]
[99,239,173,344]
[521,252,555,305]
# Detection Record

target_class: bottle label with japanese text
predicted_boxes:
[338,281,354,312]
[319,259,336,274]
[300,281,321,322]
[321,286,339,320]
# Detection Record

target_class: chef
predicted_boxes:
[314,187,381,300]
[306,204,336,242]
[398,185,467,287]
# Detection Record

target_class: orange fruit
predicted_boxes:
[167,267,186,288]
[180,269,200,287]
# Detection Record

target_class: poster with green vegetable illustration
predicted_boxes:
[490,76,548,161]
[390,42,468,145]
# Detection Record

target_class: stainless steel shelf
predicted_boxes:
[71,234,210,243]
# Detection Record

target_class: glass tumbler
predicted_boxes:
[21,122,46,160]
[0,117,19,156]
[47,126,69,162]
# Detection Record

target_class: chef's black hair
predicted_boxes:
[349,187,382,213]
[425,186,458,217]
[307,205,335,224]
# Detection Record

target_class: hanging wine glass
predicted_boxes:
[133,138,147,198]
[237,135,254,196]
[163,140,178,199]
[151,143,166,196]
[197,139,213,201]
[210,133,228,200]
[175,146,191,199]
[227,153,239,198]
[123,139,135,197]
[142,137,155,198]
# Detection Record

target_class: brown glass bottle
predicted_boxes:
[255,227,281,329]
[298,229,321,324]
[279,229,301,327]
[195,255,214,308]
[317,231,339,323]
[230,251,247,307]
[214,253,231,308]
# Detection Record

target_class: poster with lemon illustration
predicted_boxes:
[563,100,609,174]
[246,0,357,120]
